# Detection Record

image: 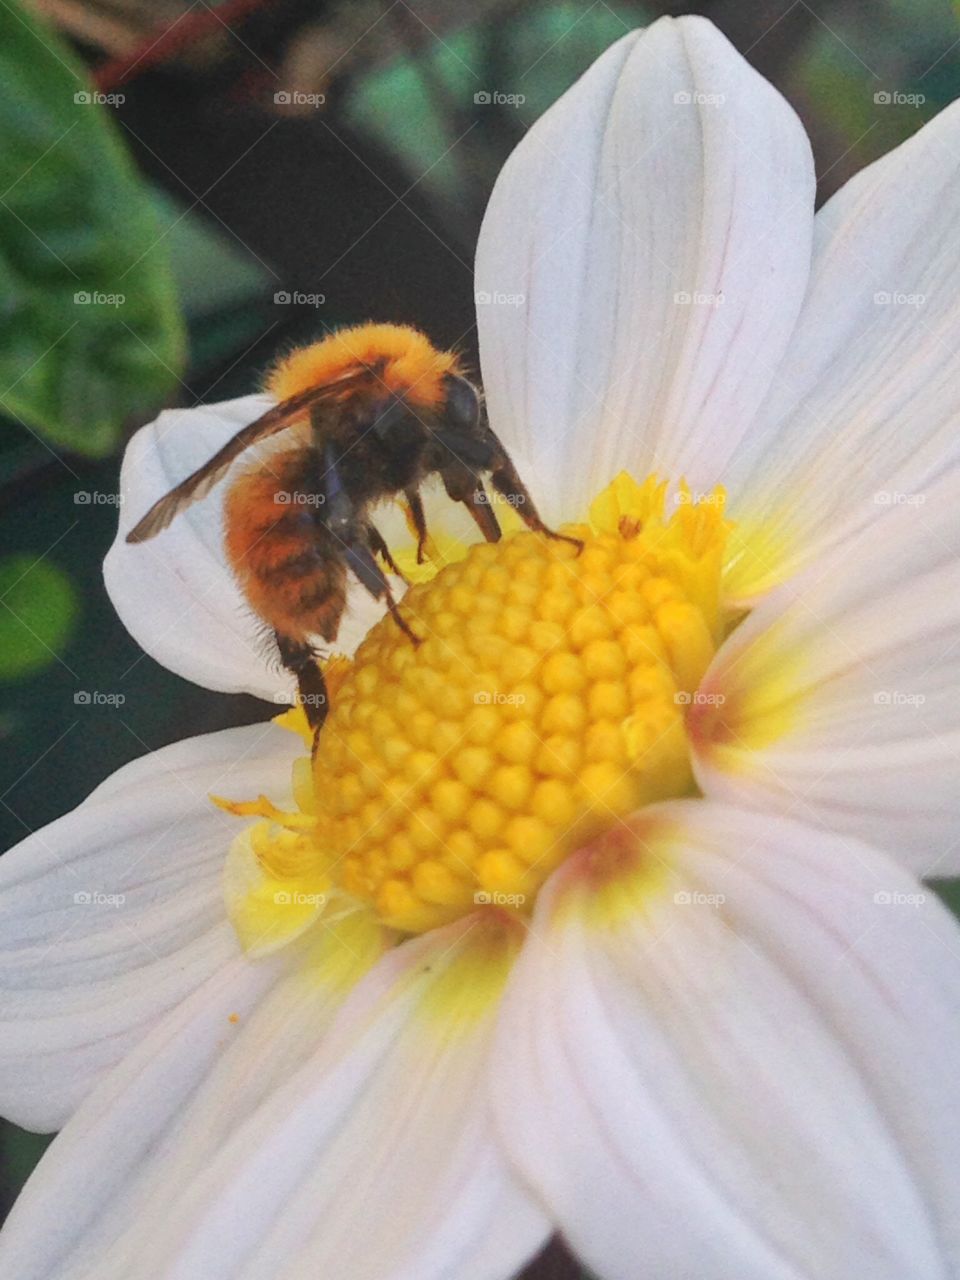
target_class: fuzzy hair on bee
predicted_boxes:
[126,321,579,748]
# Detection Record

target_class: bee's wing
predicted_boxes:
[125,373,370,543]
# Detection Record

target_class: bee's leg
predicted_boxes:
[403,487,428,564]
[462,480,502,543]
[383,591,420,645]
[432,425,578,550]
[344,542,421,646]
[366,523,407,583]
[488,460,583,553]
[274,632,329,751]
[439,461,502,544]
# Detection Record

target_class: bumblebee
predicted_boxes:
[127,322,576,739]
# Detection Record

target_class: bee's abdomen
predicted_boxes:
[223,448,346,644]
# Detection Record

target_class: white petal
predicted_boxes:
[475,15,814,526]
[694,463,960,877]
[104,395,288,700]
[723,98,960,600]
[493,802,960,1280]
[0,926,335,1280]
[104,397,385,700]
[0,913,547,1280]
[0,721,299,1131]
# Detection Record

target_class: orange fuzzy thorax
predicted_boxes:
[264,323,461,410]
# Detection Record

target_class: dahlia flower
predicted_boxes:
[3,16,960,1280]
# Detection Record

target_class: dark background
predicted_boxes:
[2,1,960,1273]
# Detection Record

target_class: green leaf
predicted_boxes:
[0,1120,52,1193]
[0,0,185,456]
[0,554,77,681]
[153,188,269,319]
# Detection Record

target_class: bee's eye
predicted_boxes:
[443,375,480,431]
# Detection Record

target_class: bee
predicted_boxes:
[126,322,577,740]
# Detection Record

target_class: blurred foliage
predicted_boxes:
[345,1,646,230]
[154,189,268,318]
[0,556,77,681]
[0,0,184,456]
[333,0,960,219]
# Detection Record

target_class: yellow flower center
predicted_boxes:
[306,473,731,934]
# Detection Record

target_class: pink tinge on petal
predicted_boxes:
[694,460,960,879]
[492,800,960,1280]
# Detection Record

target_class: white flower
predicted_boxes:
[4,16,960,1280]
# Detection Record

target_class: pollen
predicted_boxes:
[306,473,731,934]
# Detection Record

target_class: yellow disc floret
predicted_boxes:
[303,473,731,934]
